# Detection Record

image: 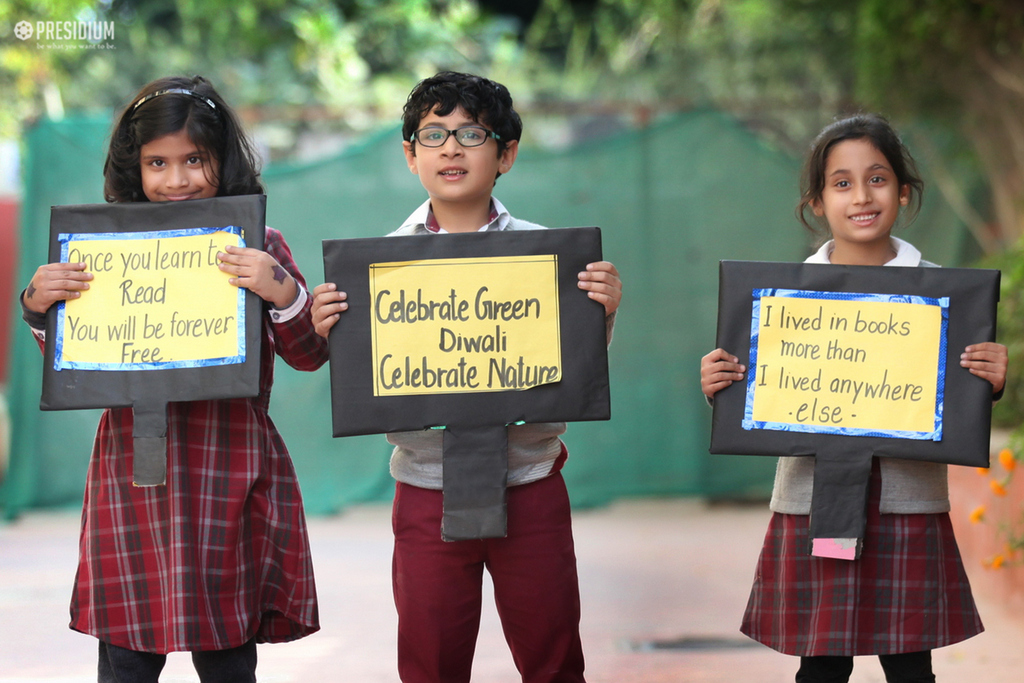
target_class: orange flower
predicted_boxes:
[977,467,990,476]
[999,448,1017,472]
[992,554,1006,569]
[990,479,1008,497]
[969,506,986,524]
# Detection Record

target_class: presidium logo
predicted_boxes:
[14,21,33,40]
[12,19,115,45]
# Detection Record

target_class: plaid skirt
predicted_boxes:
[69,400,320,654]
[741,459,983,656]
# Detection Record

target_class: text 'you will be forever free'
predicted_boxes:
[57,229,244,369]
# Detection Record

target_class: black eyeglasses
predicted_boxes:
[410,126,501,148]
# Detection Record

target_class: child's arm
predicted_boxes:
[961,342,1008,397]
[579,261,622,344]
[577,261,621,316]
[22,262,93,315]
[311,282,349,339]
[218,244,297,308]
[700,348,746,400]
[19,262,94,349]
[220,235,328,371]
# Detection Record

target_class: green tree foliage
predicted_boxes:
[4,0,1022,249]
[1,0,100,135]
[980,238,1024,427]
[517,0,857,146]
[518,0,1024,252]
[0,0,521,140]
[854,0,1024,251]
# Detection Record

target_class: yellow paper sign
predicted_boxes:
[369,255,561,396]
[56,229,244,369]
[747,291,946,438]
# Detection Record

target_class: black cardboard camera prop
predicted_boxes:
[322,227,611,540]
[710,260,998,559]
[41,195,267,486]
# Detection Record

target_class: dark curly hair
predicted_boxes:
[797,113,924,236]
[103,75,263,203]
[402,71,522,168]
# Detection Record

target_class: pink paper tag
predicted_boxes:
[811,537,858,560]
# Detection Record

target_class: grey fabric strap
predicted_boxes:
[441,425,509,541]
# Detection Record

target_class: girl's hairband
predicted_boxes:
[132,88,217,112]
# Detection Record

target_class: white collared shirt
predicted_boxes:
[805,237,923,267]
[394,197,513,235]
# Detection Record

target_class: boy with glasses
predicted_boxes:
[311,71,621,682]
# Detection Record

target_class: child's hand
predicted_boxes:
[218,245,297,308]
[578,261,622,316]
[961,342,1007,396]
[311,282,349,339]
[701,348,745,399]
[23,262,93,314]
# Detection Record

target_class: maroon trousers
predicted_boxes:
[391,472,586,683]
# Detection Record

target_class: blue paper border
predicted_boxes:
[742,288,948,441]
[54,226,247,371]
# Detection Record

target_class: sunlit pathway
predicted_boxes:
[3,501,1023,682]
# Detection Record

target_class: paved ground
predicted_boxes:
[3,500,1023,682]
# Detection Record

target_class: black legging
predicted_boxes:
[98,639,257,683]
[796,651,935,683]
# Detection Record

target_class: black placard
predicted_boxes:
[322,227,611,436]
[710,260,997,464]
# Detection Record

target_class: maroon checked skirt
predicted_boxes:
[741,458,983,656]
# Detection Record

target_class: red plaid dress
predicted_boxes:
[741,458,983,656]
[66,228,329,654]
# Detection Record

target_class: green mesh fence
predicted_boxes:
[1,110,974,517]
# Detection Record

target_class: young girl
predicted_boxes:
[20,76,328,682]
[701,114,1007,683]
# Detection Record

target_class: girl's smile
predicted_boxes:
[139,129,220,202]
[848,211,880,226]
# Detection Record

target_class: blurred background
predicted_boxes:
[0,1,1022,543]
